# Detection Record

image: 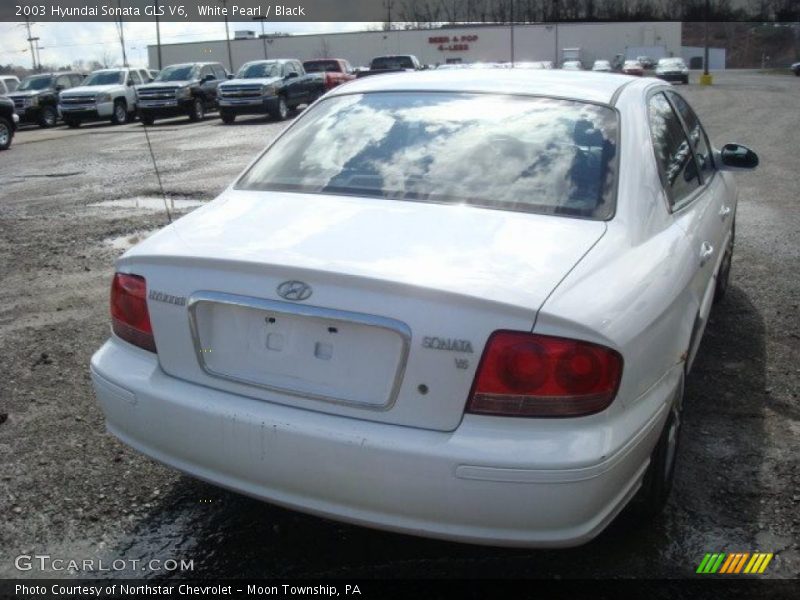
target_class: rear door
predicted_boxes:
[646,90,727,368]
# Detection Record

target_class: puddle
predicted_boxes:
[104,229,158,251]
[89,196,205,212]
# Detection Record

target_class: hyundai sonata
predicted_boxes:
[91,70,757,546]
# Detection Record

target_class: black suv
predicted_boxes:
[0,95,17,150]
[7,72,84,128]
[136,62,228,125]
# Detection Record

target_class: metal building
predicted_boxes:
[148,22,683,71]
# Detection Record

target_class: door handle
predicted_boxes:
[699,242,714,266]
[719,205,731,220]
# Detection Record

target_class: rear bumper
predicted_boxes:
[91,337,676,547]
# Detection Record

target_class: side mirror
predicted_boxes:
[202,74,215,83]
[717,143,759,171]
[127,79,134,86]
[285,72,298,79]
[227,73,234,79]
[55,84,64,92]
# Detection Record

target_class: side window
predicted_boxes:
[666,91,715,180]
[56,75,72,89]
[0,80,7,94]
[212,65,226,80]
[648,92,700,209]
[72,74,84,87]
[200,66,213,81]
[129,70,142,85]
[285,62,297,76]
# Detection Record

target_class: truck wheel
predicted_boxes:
[273,96,289,121]
[140,113,155,126]
[220,110,236,124]
[0,117,12,150]
[188,97,205,122]
[38,106,57,128]
[111,99,128,125]
[64,118,81,128]
[631,372,684,518]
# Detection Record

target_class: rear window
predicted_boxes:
[304,60,341,73]
[237,92,619,220]
[371,56,415,70]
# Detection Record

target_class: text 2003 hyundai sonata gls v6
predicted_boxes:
[91,70,758,547]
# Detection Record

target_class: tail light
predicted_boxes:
[466,331,622,418]
[110,273,156,353]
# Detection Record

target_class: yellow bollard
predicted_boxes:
[699,73,713,85]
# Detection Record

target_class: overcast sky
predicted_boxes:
[0,22,378,68]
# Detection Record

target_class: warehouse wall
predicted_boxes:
[148,22,682,72]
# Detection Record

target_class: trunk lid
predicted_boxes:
[119,190,605,431]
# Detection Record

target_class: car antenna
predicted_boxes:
[141,121,173,224]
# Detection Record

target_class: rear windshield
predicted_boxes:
[304,60,341,73]
[371,56,414,70]
[237,92,618,220]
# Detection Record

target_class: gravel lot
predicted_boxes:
[0,71,798,579]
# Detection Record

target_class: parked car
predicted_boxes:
[790,62,800,76]
[562,60,583,71]
[302,59,355,92]
[59,68,151,127]
[136,62,227,125]
[217,59,318,124]
[7,72,84,128]
[0,75,20,95]
[591,60,613,72]
[91,70,757,548]
[637,55,656,69]
[0,95,18,150]
[356,55,423,78]
[655,58,690,85]
[622,60,645,76]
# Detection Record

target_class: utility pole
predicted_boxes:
[218,0,233,72]
[24,17,38,70]
[553,0,560,66]
[384,0,393,31]
[700,0,713,85]
[154,0,163,70]
[510,0,515,66]
[117,1,128,67]
[253,16,268,59]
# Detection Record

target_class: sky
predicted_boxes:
[0,22,379,69]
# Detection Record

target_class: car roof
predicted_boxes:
[330,69,638,105]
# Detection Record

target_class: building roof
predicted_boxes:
[331,69,641,105]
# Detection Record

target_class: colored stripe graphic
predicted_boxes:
[700,552,773,574]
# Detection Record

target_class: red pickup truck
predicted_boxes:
[302,59,355,93]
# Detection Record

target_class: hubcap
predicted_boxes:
[116,104,126,121]
[0,123,9,146]
[45,109,55,125]
[279,99,287,118]
[195,100,203,119]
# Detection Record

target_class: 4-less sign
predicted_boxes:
[428,34,479,52]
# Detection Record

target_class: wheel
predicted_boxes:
[111,99,128,125]
[272,96,289,121]
[140,113,155,126]
[38,105,57,128]
[713,218,735,304]
[188,97,205,122]
[220,110,236,124]
[632,373,684,518]
[64,118,81,128]
[0,117,12,150]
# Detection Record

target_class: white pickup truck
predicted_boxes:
[58,67,152,127]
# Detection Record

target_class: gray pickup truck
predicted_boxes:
[217,59,319,123]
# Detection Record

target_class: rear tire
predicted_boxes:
[111,99,128,125]
[64,118,81,128]
[38,105,57,128]
[188,97,205,122]
[0,117,12,150]
[140,113,155,126]
[220,110,236,124]
[631,373,684,518]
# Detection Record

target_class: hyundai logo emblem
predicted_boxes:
[277,280,313,301]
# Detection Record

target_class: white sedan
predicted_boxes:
[91,70,758,547]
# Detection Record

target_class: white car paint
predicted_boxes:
[58,68,148,123]
[91,70,746,546]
